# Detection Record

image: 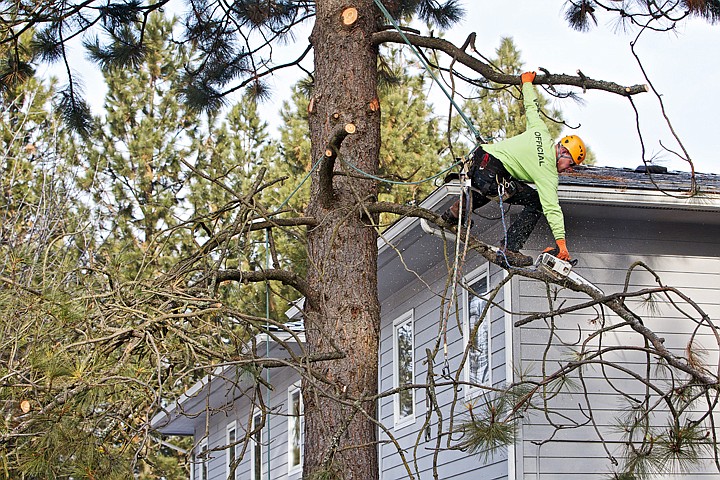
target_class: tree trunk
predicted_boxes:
[304,0,381,478]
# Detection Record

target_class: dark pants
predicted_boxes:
[468,149,542,252]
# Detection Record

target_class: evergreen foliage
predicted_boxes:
[562,0,720,31]
[78,13,193,274]
[458,390,519,461]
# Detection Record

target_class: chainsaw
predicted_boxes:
[535,252,604,296]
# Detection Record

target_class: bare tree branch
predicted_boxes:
[371,31,649,96]
[215,268,320,308]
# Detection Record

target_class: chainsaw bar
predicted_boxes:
[535,252,604,296]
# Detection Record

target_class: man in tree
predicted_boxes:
[443,71,586,267]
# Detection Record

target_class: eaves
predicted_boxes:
[559,184,720,212]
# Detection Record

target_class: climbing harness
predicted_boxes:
[495,175,517,202]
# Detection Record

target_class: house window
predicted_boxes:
[251,412,264,480]
[227,421,237,480]
[393,311,414,426]
[464,267,490,392]
[288,385,303,473]
[197,439,208,480]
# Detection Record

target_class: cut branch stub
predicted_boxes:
[319,123,357,207]
[368,97,380,113]
[325,123,357,158]
[342,7,358,26]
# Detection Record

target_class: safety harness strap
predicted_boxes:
[467,148,518,201]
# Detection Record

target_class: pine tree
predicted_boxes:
[0,34,77,264]
[0,38,140,480]
[0,15,197,478]
[79,13,196,278]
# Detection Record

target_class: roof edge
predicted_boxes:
[559,184,720,210]
[377,184,461,253]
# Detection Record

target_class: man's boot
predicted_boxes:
[441,198,474,228]
[441,209,474,228]
[496,246,533,268]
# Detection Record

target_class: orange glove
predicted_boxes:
[521,71,536,84]
[543,239,570,261]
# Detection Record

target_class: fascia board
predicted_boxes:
[558,184,720,210]
[255,332,306,345]
[150,365,224,433]
[150,363,253,434]
[377,184,462,254]
[285,298,305,320]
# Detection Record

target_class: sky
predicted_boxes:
[42,0,719,174]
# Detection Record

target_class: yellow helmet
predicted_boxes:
[559,135,586,165]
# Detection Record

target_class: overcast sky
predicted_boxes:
[43,0,718,174]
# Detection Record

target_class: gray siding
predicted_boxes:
[186,200,720,480]
[191,342,304,480]
[378,252,512,479]
[516,213,720,479]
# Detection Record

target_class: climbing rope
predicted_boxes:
[341,157,462,186]
[497,181,512,266]
[496,180,533,272]
[440,179,473,373]
[372,0,484,144]
[275,155,323,211]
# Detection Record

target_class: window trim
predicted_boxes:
[287,383,303,475]
[190,447,195,480]
[197,438,209,480]
[463,265,491,397]
[392,310,415,427]
[251,412,265,480]
[226,421,237,480]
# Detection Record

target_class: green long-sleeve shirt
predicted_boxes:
[482,82,565,240]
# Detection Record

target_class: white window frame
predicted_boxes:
[197,438,209,480]
[226,421,237,480]
[463,265,491,397]
[392,310,415,427]
[288,383,303,475]
[251,412,265,480]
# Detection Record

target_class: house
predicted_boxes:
[151,165,720,479]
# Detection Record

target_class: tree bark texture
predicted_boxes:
[305,1,381,479]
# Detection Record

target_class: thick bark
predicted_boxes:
[304,1,381,479]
